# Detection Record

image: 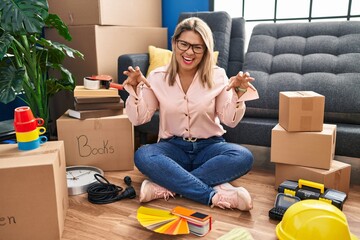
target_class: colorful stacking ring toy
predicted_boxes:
[14,118,45,132]
[17,136,48,151]
[15,127,46,142]
[14,106,47,151]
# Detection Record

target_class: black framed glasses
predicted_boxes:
[176,40,205,54]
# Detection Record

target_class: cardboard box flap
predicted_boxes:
[282,91,323,98]
[0,141,64,158]
[0,152,58,168]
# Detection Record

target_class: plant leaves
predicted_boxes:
[52,41,84,59]
[45,13,72,41]
[0,31,14,60]
[0,65,25,104]
[34,37,83,65]
[46,63,75,96]
[0,0,49,34]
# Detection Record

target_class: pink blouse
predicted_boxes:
[124,65,259,140]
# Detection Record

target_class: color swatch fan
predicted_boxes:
[137,206,189,235]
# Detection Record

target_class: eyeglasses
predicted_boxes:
[176,40,205,54]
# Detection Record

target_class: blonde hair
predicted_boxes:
[166,17,215,88]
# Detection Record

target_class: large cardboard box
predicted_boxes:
[45,25,167,83]
[0,141,68,240]
[271,123,336,169]
[275,160,351,194]
[279,91,325,132]
[57,113,134,171]
[45,25,167,126]
[48,0,162,27]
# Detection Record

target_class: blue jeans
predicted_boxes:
[134,136,254,206]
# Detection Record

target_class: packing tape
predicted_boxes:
[300,116,312,130]
[84,78,100,90]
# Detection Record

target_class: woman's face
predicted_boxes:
[173,30,205,74]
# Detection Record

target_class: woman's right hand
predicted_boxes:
[123,66,151,90]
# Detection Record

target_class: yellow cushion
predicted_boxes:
[213,50,219,64]
[146,46,172,77]
[146,45,219,77]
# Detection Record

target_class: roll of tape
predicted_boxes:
[84,78,100,90]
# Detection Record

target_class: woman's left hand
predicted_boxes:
[226,71,256,93]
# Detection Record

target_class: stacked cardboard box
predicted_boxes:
[0,141,68,240]
[271,91,351,194]
[57,84,134,171]
[57,85,134,171]
[47,0,162,171]
[57,112,134,171]
[46,0,167,84]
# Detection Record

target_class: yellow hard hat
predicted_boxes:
[276,199,358,240]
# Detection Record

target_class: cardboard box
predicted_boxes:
[57,113,134,171]
[45,25,167,83]
[48,0,162,27]
[279,91,325,132]
[271,123,336,169]
[275,160,351,194]
[0,141,68,240]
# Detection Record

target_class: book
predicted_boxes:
[75,95,121,104]
[73,99,124,111]
[67,109,123,120]
[137,206,211,236]
[171,206,212,236]
[74,85,119,97]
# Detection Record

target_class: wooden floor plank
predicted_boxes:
[61,168,360,239]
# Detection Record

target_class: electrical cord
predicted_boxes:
[87,174,136,204]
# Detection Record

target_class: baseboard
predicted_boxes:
[242,144,360,185]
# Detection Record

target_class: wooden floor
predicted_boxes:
[61,167,360,240]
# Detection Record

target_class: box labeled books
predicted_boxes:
[57,113,134,171]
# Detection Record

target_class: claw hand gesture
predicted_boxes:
[123,66,151,90]
[226,71,255,95]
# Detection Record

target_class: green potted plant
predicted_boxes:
[0,0,83,131]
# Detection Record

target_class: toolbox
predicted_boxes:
[278,179,347,210]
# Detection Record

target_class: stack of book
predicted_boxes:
[137,206,212,236]
[68,86,124,119]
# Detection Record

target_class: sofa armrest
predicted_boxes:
[117,53,149,102]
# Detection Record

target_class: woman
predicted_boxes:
[123,17,259,211]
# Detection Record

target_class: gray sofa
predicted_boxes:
[224,21,360,161]
[118,14,360,176]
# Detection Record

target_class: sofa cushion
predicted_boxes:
[178,11,232,72]
[223,118,360,158]
[146,45,172,77]
[243,21,360,125]
[227,17,246,77]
